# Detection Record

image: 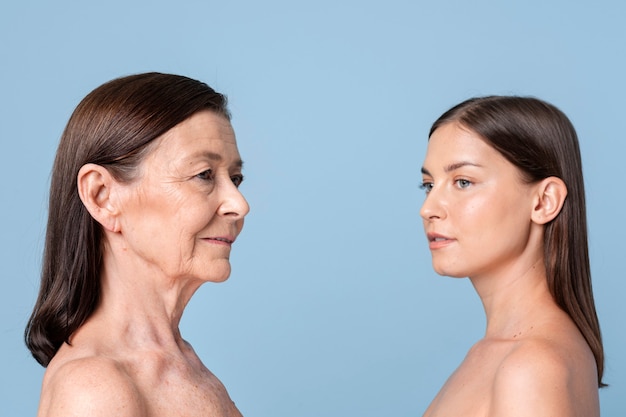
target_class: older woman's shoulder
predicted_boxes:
[38,356,146,417]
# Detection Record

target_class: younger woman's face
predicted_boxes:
[419,122,538,280]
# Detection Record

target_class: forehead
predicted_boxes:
[424,122,506,169]
[148,111,239,162]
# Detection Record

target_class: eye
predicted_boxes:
[419,181,434,194]
[196,169,214,181]
[231,174,244,188]
[455,179,472,189]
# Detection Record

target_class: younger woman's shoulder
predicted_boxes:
[490,336,598,417]
[38,356,146,417]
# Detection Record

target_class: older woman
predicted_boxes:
[25,72,249,416]
[420,96,604,416]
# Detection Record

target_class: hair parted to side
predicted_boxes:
[429,95,605,387]
[25,72,231,367]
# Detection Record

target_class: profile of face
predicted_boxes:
[419,122,540,280]
[111,110,250,284]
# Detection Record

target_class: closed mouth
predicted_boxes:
[206,237,234,244]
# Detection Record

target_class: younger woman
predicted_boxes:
[420,96,604,416]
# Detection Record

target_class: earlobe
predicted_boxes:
[77,164,121,232]
[531,177,568,225]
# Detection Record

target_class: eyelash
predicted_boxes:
[231,174,244,188]
[419,182,434,193]
[196,170,244,188]
[196,169,214,181]
[419,179,472,193]
[455,179,472,189]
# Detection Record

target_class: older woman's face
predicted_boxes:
[117,110,249,284]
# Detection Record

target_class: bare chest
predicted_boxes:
[132,359,243,417]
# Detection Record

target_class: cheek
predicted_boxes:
[455,195,489,231]
[455,192,522,244]
[474,195,532,245]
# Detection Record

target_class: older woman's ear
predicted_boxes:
[530,176,568,225]
[77,163,122,232]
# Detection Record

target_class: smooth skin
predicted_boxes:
[420,122,599,417]
[36,111,249,417]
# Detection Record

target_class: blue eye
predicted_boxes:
[456,179,472,189]
[231,174,244,188]
[419,182,434,193]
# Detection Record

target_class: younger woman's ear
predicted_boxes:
[530,176,568,225]
[77,163,121,232]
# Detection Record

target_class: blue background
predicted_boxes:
[2,1,624,415]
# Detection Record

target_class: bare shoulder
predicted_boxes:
[491,338,599,417]
[38,356,145,417]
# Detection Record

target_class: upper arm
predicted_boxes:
[40,359,145,417]
[490,343,576,417]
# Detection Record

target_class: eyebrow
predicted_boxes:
[187,151,244,169]
[421,161,482,176]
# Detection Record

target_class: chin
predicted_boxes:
[202,261,232,283]
[210,273,231,283]
[432,263,468,279]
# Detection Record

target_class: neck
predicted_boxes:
[76,245,203,352]
[470,256,556,339]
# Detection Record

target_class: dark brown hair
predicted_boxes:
[25,72,230,367]
[429,95,604,387]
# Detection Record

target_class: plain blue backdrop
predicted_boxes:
[1,1,624,415]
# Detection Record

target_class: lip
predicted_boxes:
[426,232,455,250]
[202,236,236,246]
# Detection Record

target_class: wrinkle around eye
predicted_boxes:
[195,169,214,181]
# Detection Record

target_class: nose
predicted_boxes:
[419,188,445,222]
[218,180,250,220]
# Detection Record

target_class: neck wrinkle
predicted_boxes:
[86,244,204,353]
